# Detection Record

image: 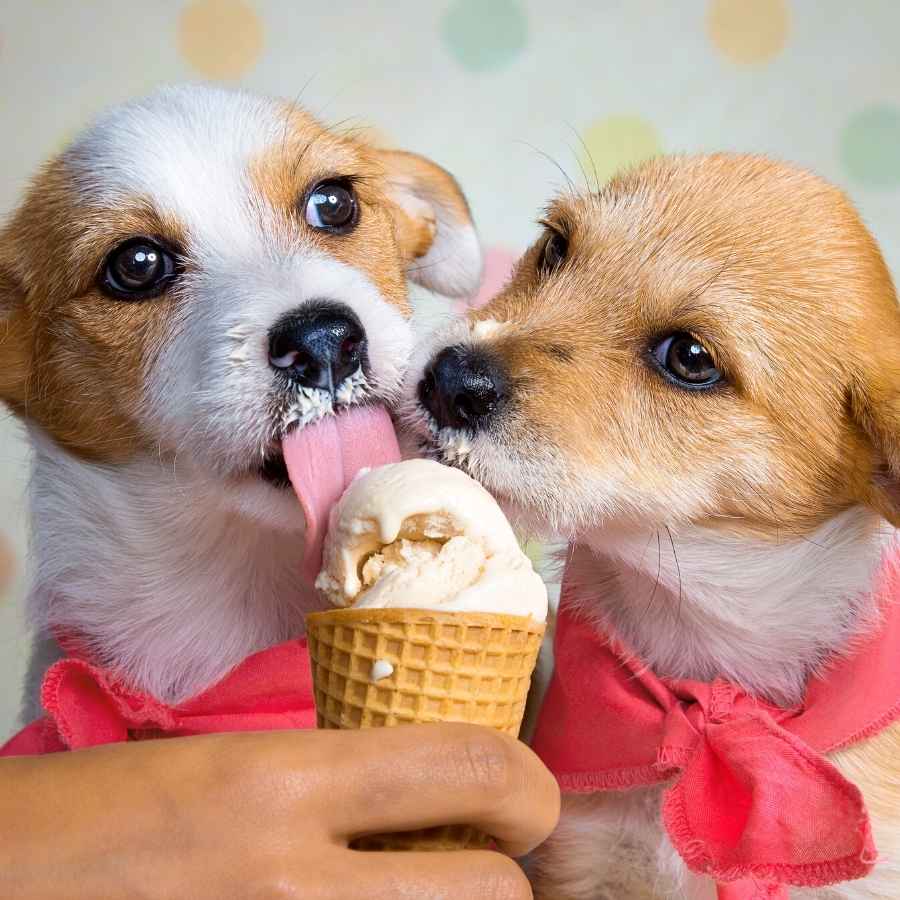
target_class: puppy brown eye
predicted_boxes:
[304,180,358,232]
[652,332,722,388]
[539,231,568,274]
[102,238,177,300]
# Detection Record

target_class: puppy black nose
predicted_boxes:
[268,303,365,391]
[419,345,507,431]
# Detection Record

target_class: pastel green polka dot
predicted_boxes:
[580,115,662,186]
[840,105,900,189]
[441,0,528,73]
[521,539,546,571]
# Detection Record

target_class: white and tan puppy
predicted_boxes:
[0,84,481,717]
[409,154,900,899]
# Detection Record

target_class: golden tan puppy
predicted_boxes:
[407,154,900,899]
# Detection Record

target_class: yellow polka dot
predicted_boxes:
[707,0,789,65]
[580,115,662,186]
[178,0,265,80]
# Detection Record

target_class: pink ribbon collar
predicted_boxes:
[531,547,900,899]
[1,637,316,756]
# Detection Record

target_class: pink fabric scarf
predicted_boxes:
[531,546,900,900]
[1,637,316,756]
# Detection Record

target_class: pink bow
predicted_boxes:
[2,638,316,755]
[657,681,874,897]
[531,546,900,897]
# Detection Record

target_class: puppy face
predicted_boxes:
[0,85,480,524]
[410,154,900,541]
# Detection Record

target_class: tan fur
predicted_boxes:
[528,791,683,900]
[0,108,464,464]
[376,148,473,259]
[824,725,900,898]
[471,155,900,537]
[249,109,472,316]
[445,155,900,898]
[0,176,188,461]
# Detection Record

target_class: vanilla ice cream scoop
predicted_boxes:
[315,459,547,622]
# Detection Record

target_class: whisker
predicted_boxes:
[512,139,578,197]
[566,121,603,206]
[404,253,465,277]
[665,525,684,629]
[635,529,663,630]
[279,75,316,160]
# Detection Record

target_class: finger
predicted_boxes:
[306,723,560,858]
[340,849,533,900]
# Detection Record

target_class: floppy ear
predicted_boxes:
[376,149,482,299]
[0,259,30,410]
[850,352,900,526]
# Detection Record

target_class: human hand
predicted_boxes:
[2,723,559,899]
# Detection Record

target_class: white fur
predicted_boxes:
[390,182,482,299]
[29,428,314,702]
[529,790,703,900]
[14,85,479,709]
[66,85,283,241]
[147,250,413,480]
[410,217,482,298]
[409,322,889,707]
[65,86,414,478]
[579,508,889,706]
[470,318,510,340]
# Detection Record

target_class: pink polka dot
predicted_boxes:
[469,246,518,309]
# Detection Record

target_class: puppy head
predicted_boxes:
[410,154,900,541]
[0,84,480,522]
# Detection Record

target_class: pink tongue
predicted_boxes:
[282,406,401,584]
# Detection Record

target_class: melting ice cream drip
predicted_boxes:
[370,659,394,682]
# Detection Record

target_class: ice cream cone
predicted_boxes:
[305,606,545,851]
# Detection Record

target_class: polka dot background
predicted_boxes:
[707,0,790,65]
[580,115,663,186]
[441,0,528,72]
[472,246,518,309]
[0,534,14,597]
[841,105,900,189]
[2,1,900,735]
[179,0,265,80]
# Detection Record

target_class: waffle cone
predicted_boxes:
[305,606,545,851]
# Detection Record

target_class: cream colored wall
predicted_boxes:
[2,0,900,738]
[0,418,28,736]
